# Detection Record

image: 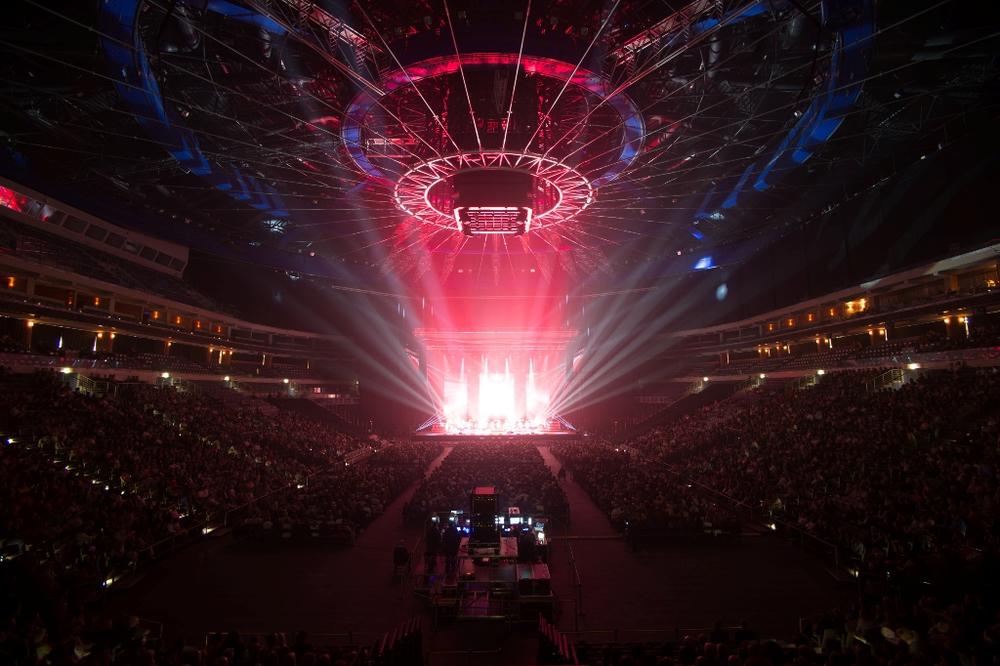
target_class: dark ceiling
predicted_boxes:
[0,0,998,308]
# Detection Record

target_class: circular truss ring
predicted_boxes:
[393,151,595,231]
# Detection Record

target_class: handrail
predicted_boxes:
[675,625,742,638]
[560,625,766,644]
[567,541,583,632]
[136,617,165,640]
[653,461,842,567]
[221,460,343,528]
[539,616,580,665]
[866,368,904,393]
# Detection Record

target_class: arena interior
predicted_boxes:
[1,0,999,664]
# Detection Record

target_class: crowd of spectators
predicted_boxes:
[652,369,1000,576]
[553,439,740,543]
[403,442,568,525]
[548,586,1000,666]
[550,606,999,666]
[4,360,999,665]
[234,441,439,543]
[553,367,1000,666]
[709,319,1000,378]
[0,369,435,665]
[0,620,375,666]
[0,347,213,374]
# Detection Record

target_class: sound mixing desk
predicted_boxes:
[415,487,554,623]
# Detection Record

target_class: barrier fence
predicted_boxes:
[666,467,842,569]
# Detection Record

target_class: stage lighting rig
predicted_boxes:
[346,54,644,236]
[452,169,532,236]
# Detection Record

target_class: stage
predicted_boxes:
[413,418,578,441]
[412,328,579,440]
[413,430,579,443]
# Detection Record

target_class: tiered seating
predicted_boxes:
[553,437,741,543]
[0,349,267,376]
[258,366,320,378]
[0,217,224,311]
[0,370,436,662]
[780,345,859,370]
[713,327,1000,376]
[234,440,438,543]
[554,367,1000,666]
[100,352,211,373]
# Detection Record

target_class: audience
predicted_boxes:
[2,362,999,666]
[552,367,1000,666]
[404,442,568,525]
[710,324,1000,377]
[0,370,435,665]
[235,440,438,542]
[554,439,740,542]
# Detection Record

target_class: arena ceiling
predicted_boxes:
[0,0,998,291]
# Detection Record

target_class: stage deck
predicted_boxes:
[412,431,579,443]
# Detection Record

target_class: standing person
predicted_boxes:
[424,519,441,573]
[442,521,461,575]
[393,540,410,574]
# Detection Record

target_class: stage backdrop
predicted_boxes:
[414,329,577,431]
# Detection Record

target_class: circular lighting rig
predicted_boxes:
[343,53,643,236]
[393,152,594,232]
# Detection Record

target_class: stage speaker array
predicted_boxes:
[469,486,499,547]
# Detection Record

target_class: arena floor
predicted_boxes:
[111,445,854,653]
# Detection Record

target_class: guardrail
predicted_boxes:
[567,541,583,632]
[539,616,579,665]
[664,467,842,568]
[203,630,361,649]
[866,368,903,393]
